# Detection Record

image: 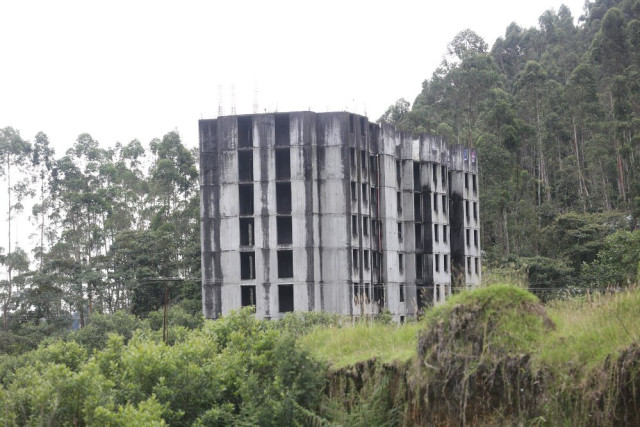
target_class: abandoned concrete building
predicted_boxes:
[199,112,481,321]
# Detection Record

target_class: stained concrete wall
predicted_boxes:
[200,112,481,320]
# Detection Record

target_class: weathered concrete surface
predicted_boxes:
[199,112,481,320]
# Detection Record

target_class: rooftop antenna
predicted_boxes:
[231,82,236,115]
[217,84,223,117]
[253,82,259,114]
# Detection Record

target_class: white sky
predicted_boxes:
[1,0,588,250]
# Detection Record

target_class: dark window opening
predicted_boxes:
[241,285,256,307]
[416,254,423,278]
[433,193,438,213]
[466,229,470,247]
[239,184,254,215]
[396,160,401,186]
[275,149,290,180]
[433,224,438,243]
[240,252,255,280]
[473,202,478,220]
[465,173,469,189]
[398,222,403,242]
[415,224,423,249]
[370,155,377,174]
[364,284,370,302]
[400,315,405,323]
[467,257,472,275]
[434,254,439,273]
[397,192,402,214]
[275,114,290,146]
[278,285,294,312]
[238,150,253,182]
[441,166,447,186]
[371,188,377,214]
[399,253,404,274]
[373,252,379,269]
[474,257,479,275]
[277,250,294,278]
[442,195,447,213]
[443,225,448,243]
[352,215,358,236]
[474,229,479,247]
[350,148,356,169]
[374,284,385,307]
[276,182,291,214]
[353,249,358,270]
[363,217,369,236]
[364,250,369,270]
[414,194,422,221]
[277,216,292,245]
[351,181,357,201]
[240,218,254,246]
[432,164,437,187]
[362,183,368,203]
[361,150,367,172]
[413,162,420,191]
[349,114,354,133]
[399,283,405,302]
[472,174,477,193]
[465,201,470,222]
[444,254,449,272]
[238,117,253,148]
[373,220,379,239]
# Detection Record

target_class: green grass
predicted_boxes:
[537,288,640,373]
[300,285,640,374]
[298,321,421,368]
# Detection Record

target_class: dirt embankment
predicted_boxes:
[326,287,640,426]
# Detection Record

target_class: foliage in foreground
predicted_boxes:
[0,308,328,426]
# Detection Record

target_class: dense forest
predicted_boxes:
[380,0,640,289]
[0,129,201,351]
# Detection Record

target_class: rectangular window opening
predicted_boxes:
[239,218,254,246]
[415,224,423,249]
[277,216,292,245]
[442,195,447,214]
[360,118,366,135]
[361,150,367,172]
[351,181,357,201]
[363,217,369,236]
[433,224,438,243]
[474,257,479,275]
[398,222,403,242]
[364,250,369,270]
[275,149,291,180]
[362,183,368,203]
[441,165,447,186]
[399,283,405,302]
[416,254,423,278]
[374,284,385,307]
[473,202,478,221]
[443,225,448,243]
[432,164,438,187]
[435,254,440,273]
[413,162,421,191]
[399,253,404,274]
[467,257,472,275]
[238,117,253,148]
[240,252,255,280]
[474,229,479,248]
[352,249,359,270]
[472,174,477,193]
[433,193,438,213]
[278,284,294,312]
[465,200,470,222]
[414,194,422,221]
[349,114,355,133]
[444,254,449,272]
[350,148,356,169]
[276,182,292,214]
[241,285,256,307]
[396,160,401,186]
[277,250,294,278]
[238,150,253,182]
[239,184,254,215]
[465,173,469,190]
[352,215,358,236]
[397,192,402,214]
[275,113,290,146]
[466,229,470,247]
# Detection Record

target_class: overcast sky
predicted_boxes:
[2,0,589,153]
[2,0,588,250]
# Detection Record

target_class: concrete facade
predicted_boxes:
[200,112,481,321]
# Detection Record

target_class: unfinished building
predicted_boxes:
[199,112,481,321]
